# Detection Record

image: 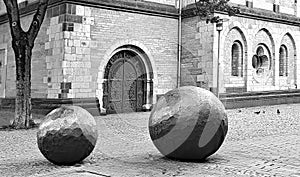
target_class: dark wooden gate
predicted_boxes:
[103,51,146,114]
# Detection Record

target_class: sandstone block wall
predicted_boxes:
[89,6,178,99]
[0,14,49,98]
[181,10,300,94]
[181,16,213,90]
[219,14,300,92]
[0,1,178,104]
[2,0,300,103]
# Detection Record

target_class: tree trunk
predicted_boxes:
[11,33,33,129]
[3,0,49,129]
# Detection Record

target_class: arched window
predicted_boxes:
[252,44,271,75]
[231,41,243,77]
[279,45,288,76]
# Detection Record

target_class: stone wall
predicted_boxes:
[278,0,295,15]
[253,0,273,11]
[223,27,247,92]
[0,14,49,98]
[46,3,178,100]
[0,1,178,106]
[1,0,300,105]
[181,16,214,90]
[218,13,300,92]
[230,0,246,5]
[0,0,40,15]
[278,34,296,89]
[89,6,178,100]
[0,1,5,15]
[181,16,199,87]
[181,8,300,94]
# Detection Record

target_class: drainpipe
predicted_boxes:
[177,0,182,88]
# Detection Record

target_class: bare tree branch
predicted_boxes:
[3,0,23,39]
[27,0,49,46]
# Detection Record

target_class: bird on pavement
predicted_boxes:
[254,111,260,114]
[277,109,280,114]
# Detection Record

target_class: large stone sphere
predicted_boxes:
[149,86,228,161]
[37,106,98,165]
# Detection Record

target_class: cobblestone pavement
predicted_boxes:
[0,104,299,177]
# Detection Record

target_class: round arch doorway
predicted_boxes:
[103,50,147,114]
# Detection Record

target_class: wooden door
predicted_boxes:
[104,51,146,114]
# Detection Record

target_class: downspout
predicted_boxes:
[177,0,182,88]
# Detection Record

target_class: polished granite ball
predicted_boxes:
[37,106,98,165]
[149,86,228,161]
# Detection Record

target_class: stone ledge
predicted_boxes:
[80,0,177,14]
[182,3,300,26]
[0,97,101,116]
[220,89,300,98]
[220,89,300,109]
[157,89,300,109]
[0,0,178,25]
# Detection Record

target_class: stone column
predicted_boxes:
[246,39,253,92]
[143,79,153,110]
[295,34,300,88]
[274,43,280,89]
[44,4,66,99]
[62,4,94,99]
[98,78,107,115]
[219,31,226,94]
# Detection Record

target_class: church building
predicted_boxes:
[0,0,299,114]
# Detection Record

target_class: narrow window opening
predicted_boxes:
[231,41,243,77]
[279,45,288,76]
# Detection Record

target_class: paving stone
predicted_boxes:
[0,103,299,177]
